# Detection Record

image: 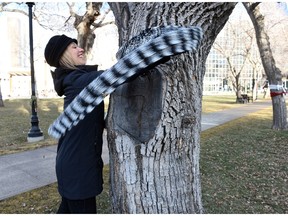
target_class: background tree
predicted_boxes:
[65,2,113,57]
[260,2,288,76]
[243,2,288,130]
[107,2,236,213]
[0,81,4,107]
[0,2,112,59]
[213,21,256,103]
[246,49,264,101]
[0,2,112,100]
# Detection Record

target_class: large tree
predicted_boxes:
[107,2,236,213]
[5,2,235,213]
[243,2,288,130]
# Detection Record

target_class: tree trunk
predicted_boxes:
[107,2,236,213]
[73,2,102,56]
[0,80,4,107]
[252,76,257,101]
[243,2,288,130]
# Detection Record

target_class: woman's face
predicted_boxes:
[67,42,87,65]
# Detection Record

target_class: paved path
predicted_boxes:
[0,99,272,201]
[201,99,272,130]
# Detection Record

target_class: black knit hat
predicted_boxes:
[44,35,77,67]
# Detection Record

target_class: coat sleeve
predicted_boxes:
[49,25,203,139]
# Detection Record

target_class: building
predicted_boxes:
[0,11,56,99]
[203,4,264,96]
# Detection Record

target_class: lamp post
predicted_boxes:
[26,2,44,142]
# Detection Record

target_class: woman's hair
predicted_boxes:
[59,48,78,69]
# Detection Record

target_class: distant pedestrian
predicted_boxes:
[44,35,104,213]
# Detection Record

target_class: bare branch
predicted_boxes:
[0,2,9,12]
[91,20,115,30]
[0,2,28,16]
[91,8,114,30]
[66,2,75,17]
[267,18,288,31]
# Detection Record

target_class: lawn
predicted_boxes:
[0,98,63,156]
[202,94,243,113]
[201,107,288,213]
[1,96,287,213]
[0,95,236,156]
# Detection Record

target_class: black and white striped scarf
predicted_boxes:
[48,25,203,139]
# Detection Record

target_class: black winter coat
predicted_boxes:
[52,65,105,200]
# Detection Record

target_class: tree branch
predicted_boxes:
[0,2,28,16]
[91,20,115,30]
[91,8,114,30]
[243,2,260,12]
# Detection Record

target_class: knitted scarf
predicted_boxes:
[48,25,203,139]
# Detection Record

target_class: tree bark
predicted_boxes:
[73,2,102,56]
[243,2,287,130]
[0,81,4,107]
[107,2,236,213]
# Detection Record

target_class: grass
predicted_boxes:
[202,94,242,113]
[1,96,287,213]
[201,107,288,213]
[0,98,63,156]
[0,95,236,156]
[0,98,109,156]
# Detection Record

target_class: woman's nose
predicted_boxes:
[78,47,85,52]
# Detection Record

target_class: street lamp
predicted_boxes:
[26,2,44,142]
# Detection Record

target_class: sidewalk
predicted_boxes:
[0,99,272,201]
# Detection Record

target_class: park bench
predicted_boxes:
[237,94,253,103]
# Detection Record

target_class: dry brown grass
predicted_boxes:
[201,107,288,213]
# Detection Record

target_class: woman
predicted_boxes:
[44,34,105,213]
[44,27,203,213]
